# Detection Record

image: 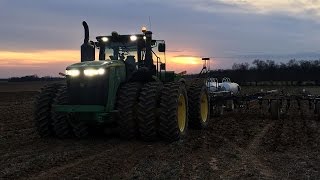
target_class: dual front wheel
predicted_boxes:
[34,84,88,138]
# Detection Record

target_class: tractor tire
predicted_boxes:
[316,101,320,121]
[51,86,73,138]
[69,117,89,138]
[225,100,235,111]
[137,82,163,141]
[34,83,62,137]
[214,105,224,117]
[270,100,280,120]
[159,82,188,141]
[116,82,141,139]
[187,81,210,129]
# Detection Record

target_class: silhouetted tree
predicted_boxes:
[232,62,249,70]
[210,59,320,85]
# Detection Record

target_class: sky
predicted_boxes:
[1,0,320,78]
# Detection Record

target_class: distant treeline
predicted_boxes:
[189,59,320,85]
[6,60,320,85]
[8,75,64,82]
[214,59,320,85]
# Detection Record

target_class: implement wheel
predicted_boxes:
[270,100,280,120]
[137,82,163,141]
[187,81,210,129]
[316,101,320,121]
[34,83,62,137]
[116,82,141,139]
[225,100,235,111]
[159,82,188,141]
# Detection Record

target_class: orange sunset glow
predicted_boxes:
[0,50,206,77]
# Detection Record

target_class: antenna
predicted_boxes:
[148,16,152,31]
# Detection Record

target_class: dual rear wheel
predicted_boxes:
[187,80,210,129]
[116,80,210,141]
[158,82,189,141]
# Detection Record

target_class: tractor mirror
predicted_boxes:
[158,43,166,52]
[160,63,166,70]
[151,40,156,46]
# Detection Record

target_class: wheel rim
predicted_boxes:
[200,92,209,123]
[177,94,187,132]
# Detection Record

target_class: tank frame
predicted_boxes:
[198,58,320,120]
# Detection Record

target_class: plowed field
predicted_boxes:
[1,82,319,179]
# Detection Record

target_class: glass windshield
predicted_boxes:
[105,44,137,62]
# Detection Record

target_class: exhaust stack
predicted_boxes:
[81,21,95,62]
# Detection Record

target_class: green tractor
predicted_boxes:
[34,21,210,141]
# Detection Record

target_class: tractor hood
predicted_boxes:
[66,60,124,70]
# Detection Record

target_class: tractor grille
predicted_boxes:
[67,75,108,105]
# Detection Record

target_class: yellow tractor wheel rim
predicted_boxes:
[200,92,209,123]
[177,94,187,132]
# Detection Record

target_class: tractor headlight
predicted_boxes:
[101,37,109,42]
[130,35,137,41]
[84,68,105,77]
[65,69,80,77]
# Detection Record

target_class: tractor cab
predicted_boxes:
[79,21,166,81]
[96,33,148,61]
[95,32,165,79]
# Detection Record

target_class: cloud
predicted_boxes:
[233,0,320,16]
[173,55,202,58]
[2,0,319,55]
[1,0,320,77]
[170,56,202,64]
[0,50,79,77]
[0,50,78,64]
[172,0,320,22]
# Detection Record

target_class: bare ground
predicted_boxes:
[0,84,319,179]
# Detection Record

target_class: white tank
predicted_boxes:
[219,82,240,94]
[207,78,220,92]
[206,77,241,94]
[208,82,219,92]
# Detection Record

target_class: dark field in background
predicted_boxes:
[0,82,319,179]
